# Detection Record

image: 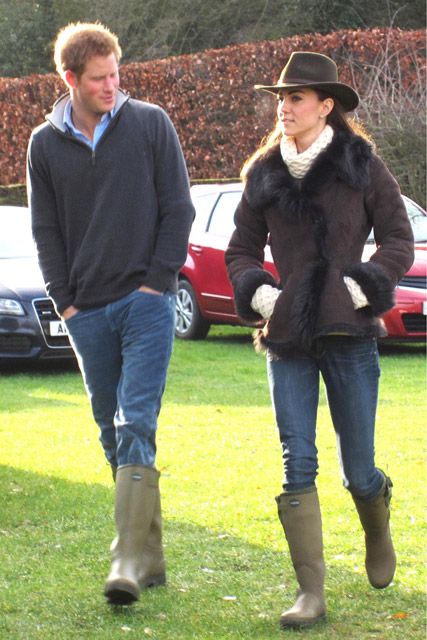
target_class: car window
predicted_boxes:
[0,207,36,258]
[208,191,242,237]
[191,193,220,233]
[404,198,427,243]
[366,196,427,244]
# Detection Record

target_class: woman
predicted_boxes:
[225,52,414,628]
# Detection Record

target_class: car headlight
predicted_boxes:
[0,298,25,316]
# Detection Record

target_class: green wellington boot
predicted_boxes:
[352,474,396,588]
[276,488,326,628]
[104,465,161,605]
[110,464,166,589]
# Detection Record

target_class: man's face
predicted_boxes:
[69,52,119,116]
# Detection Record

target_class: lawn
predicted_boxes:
[0,327,425,639]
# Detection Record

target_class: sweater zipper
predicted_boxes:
[48,93,129,164]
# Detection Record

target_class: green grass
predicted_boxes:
[0,327,425,639]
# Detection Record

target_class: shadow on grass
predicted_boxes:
[0,358,79,377]
[0,358,84,412]
[377,341,425,356]
[0,465,424,640]
[204,327,254,345]
[204,332,426,354]
[0,335,423,378]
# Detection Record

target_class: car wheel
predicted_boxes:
[175,280,210,339]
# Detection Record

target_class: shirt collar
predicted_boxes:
[63,98,116,133]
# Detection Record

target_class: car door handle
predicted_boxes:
[190,244,203,254]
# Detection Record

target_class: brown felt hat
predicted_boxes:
[255,51,359,112]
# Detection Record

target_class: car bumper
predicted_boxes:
[382,289,426,340]
[0,297,74,360]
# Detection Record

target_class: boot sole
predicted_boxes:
[280,613,326,629]
[104,580,139,605]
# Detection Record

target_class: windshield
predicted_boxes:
[0,207,37,258]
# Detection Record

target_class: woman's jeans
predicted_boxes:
[65,289,176,468]
[267,336,384,499]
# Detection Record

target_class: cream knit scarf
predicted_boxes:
[280,124,334,178]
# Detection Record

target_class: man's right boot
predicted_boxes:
[276,487,326,628]
[104,464,159,605]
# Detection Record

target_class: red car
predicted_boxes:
[176,184,426,340]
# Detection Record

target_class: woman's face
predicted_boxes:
[276,87,333,145]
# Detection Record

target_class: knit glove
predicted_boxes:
[250,284,281,320]
[343,276,369,309]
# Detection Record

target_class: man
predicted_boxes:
[27,22,195,605]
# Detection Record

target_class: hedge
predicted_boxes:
[0,28,424,199]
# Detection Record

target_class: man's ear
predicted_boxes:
[64,69,78,90]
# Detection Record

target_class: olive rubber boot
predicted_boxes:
[352,474,396,589]
[104,465,159,604]
[276,488,326,628]
[138,488,166,588]
[109,465,166,589]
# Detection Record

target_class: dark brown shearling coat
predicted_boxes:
[225,130,414,354]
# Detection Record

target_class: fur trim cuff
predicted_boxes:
[234,268,279,321]
[344,261,395,315]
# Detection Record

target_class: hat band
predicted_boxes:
[281,76,336,85]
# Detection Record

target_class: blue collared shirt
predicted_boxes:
[63,99,116,149]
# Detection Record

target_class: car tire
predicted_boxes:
[175,280,210,339]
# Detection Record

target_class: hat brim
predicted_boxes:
[254,81,359,112]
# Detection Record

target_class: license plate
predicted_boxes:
[423,301,427,316]
[49,320,68,336]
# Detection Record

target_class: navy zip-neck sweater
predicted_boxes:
[27,90,195,314]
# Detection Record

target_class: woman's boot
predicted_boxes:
[352,474,396,588]
[104,464,160,604]
[276,487,326,628]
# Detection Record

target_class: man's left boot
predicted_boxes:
[109,464,166,589]
[352,474,396,588]
[104,464,159,604]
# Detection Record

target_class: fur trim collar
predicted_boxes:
[242,130,373,350]
[245,130,373,214]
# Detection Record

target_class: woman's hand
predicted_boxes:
[343,276,369,309]
[251,284,281,319]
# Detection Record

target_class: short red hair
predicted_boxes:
[54,22,122,80]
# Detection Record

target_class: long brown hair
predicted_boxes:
[241,89,372,179]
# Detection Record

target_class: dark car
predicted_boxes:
[0,206,74,361]
[176,184,427,340]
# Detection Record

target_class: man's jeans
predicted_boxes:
[267,336,384,499]
[65,289,176,468]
